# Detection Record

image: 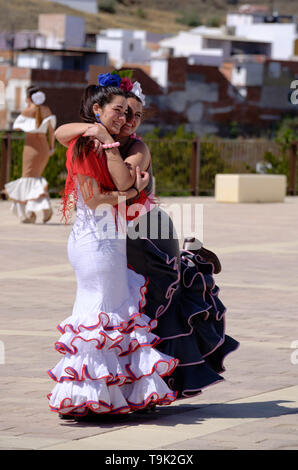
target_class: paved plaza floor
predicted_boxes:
[0,196,297,451]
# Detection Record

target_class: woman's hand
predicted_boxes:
[78,176,101,210]
[82,123,113,145]
[135,166,149,193]
[92,139,103,156]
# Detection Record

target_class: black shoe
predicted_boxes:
[183,237,222,274]
[73,410,100,422]
[59,413,74,420]
[74,410,131,422]
[135,404,158,414]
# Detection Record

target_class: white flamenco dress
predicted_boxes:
[47,190,179,416]
[4,114,56,220]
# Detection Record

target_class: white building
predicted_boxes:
[96,29,169,67]
[157,25,272,66]
[153,8,297,88]
[228,22,297,61]
[159,27,222,54]
[48,0,98,14]
[16,49,107,71]
[226,9,270,27]
[38,14,85,49]
[150,58,169,89]
[153,26,271,88]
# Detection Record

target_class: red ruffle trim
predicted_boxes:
[54,331,161,357]
[48,389,178,416]
[48,357,179,385]
[53,276,156,357]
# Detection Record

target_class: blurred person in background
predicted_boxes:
[4,86,56,223]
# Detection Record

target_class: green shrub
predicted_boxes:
[43,144,68,197]
[263,151,289,177]
[98,0,116,14]
[206,16,221,27]
[199,140,225,193]
[275,116,298,151]
[144,129,258,195]
[176,11,202,28]
[9,135,23,181]
[145,125,195,196]
[262,116,298,184]
[135,8,147,19]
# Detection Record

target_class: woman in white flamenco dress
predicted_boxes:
[4,86,56,223]
[47,79,178,418]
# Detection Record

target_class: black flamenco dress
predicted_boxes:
[125,143,239,399]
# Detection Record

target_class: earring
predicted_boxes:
[95,113,101,123]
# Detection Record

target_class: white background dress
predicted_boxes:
[5,114,56,220]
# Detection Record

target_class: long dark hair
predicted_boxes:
[26,85,44,128]
[73,85,125,162]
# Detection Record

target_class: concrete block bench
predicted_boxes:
[215,174,287,203]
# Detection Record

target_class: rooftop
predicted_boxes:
[201,34,272,44]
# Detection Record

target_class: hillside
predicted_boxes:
[0,0,297,35]
[120,0,298,16]
[0,0,187,34]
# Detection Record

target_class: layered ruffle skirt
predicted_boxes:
[127,206,240,399]
[4,177,51,220]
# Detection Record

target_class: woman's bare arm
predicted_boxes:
[123,140,151,172]
[79,166,149,210]
[82,124,136,191]
[55,123,92,147]
[56,122,136,191]
[48,122,55,152]
[80,182,138,210]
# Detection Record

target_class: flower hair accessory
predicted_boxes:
[31,91,46,106]
[131,81,146,106]
[98,73,122,88]
[97,70,135,92]
[120,77,133,93]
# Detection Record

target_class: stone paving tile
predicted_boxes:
[161,439,238,450]
[257,439,298,450]
[0,434,68,450]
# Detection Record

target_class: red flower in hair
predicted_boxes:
[120,77,133,92]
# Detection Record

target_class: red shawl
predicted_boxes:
[61,138,151,223]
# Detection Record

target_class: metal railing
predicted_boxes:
[0,132,297,196]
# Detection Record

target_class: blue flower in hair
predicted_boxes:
[98,73,122,88]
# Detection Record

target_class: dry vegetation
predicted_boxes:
[0,0,296,34]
